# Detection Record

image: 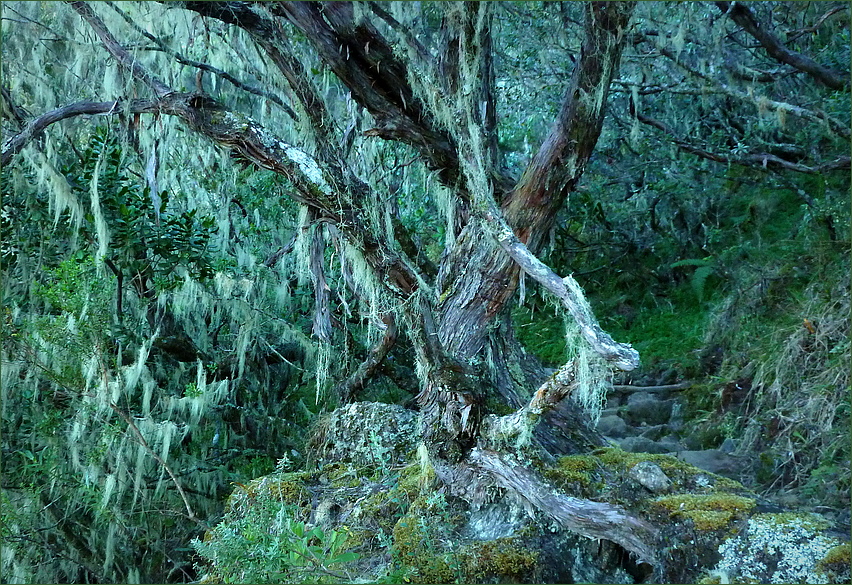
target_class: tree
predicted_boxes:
[1,1,848,582]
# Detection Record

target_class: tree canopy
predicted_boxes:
[1,1,848,583]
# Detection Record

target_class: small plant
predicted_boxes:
[192,491,358,583]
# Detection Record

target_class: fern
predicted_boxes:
[671,257,718,302]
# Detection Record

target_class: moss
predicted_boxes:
[652,494,755,531]
[593,446,744,491]
[542,454,603,494]
[461,538,539,582]
[392,515,456,584]
[754,511,831,532]
[817,542,851,582]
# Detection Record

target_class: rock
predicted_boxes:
[720,437,737,453]
[709,512,848,584]
[629,461,672,492]
[623,391,673,426]
[675,449,745,480]
[310,402,419,467]
[657,435,685,452]
[596,414,633,438]
[619,436,677,454]
[639,424,669,441]
[668,400,685,431]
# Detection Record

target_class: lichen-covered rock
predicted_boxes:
[708,513,848,584]
[195,404,850,584]
[629,461,672,493]
[308,401,419,468]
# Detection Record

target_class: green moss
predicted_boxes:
[652,494,755,531]
[392,515,457,584]
[754,511,831,532]
[818,542,851,581]
[542,454,603,494]
[821,542,851,565]
[461,538,539,582]
[593,446,744,491]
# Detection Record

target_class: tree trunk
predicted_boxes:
[71,0,654,564]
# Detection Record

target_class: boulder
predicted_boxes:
[623,391,674,426]
[596,414,632,438]
[675,449,746,481]
[193,403,850,585]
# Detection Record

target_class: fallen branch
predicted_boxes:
[610,380,693,394]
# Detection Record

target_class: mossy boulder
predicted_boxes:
[195,402,849,584]
[308,401,418,469]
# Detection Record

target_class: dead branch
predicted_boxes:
[635,109,851,174]
[716,1,848,90]
[465,448,659,564]
[611,380,694,394]
[107,402,209,530]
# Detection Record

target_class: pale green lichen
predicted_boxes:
[713,512,844,584]
[285,146,332,195]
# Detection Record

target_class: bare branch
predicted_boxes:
[635,108,851,174]
[107,401,209,530]
[473,449,659,563]
[785,5,848,43]
[716,1,849,90]
[654,44,850,138]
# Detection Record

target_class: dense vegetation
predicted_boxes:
[1,1,848,583]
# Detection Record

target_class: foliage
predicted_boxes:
[192,496,358,584]
[0,1,848,583]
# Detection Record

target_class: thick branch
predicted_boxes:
[462,448,659,564]
[73,0,425,300]
[334,314,398,403]
[716,1,849,90]
[489,214,639,371]
[2,99,159,166]
[480,360,578,446]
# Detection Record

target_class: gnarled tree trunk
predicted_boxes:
[53,0,654,567]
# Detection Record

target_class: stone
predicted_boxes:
[596,414,632,438]
[310,402,419,467]
[623,391,673,426]
[629,461,672,492]
[675,449,745,480]
[619,436,677,454]
[639,424,669,441]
